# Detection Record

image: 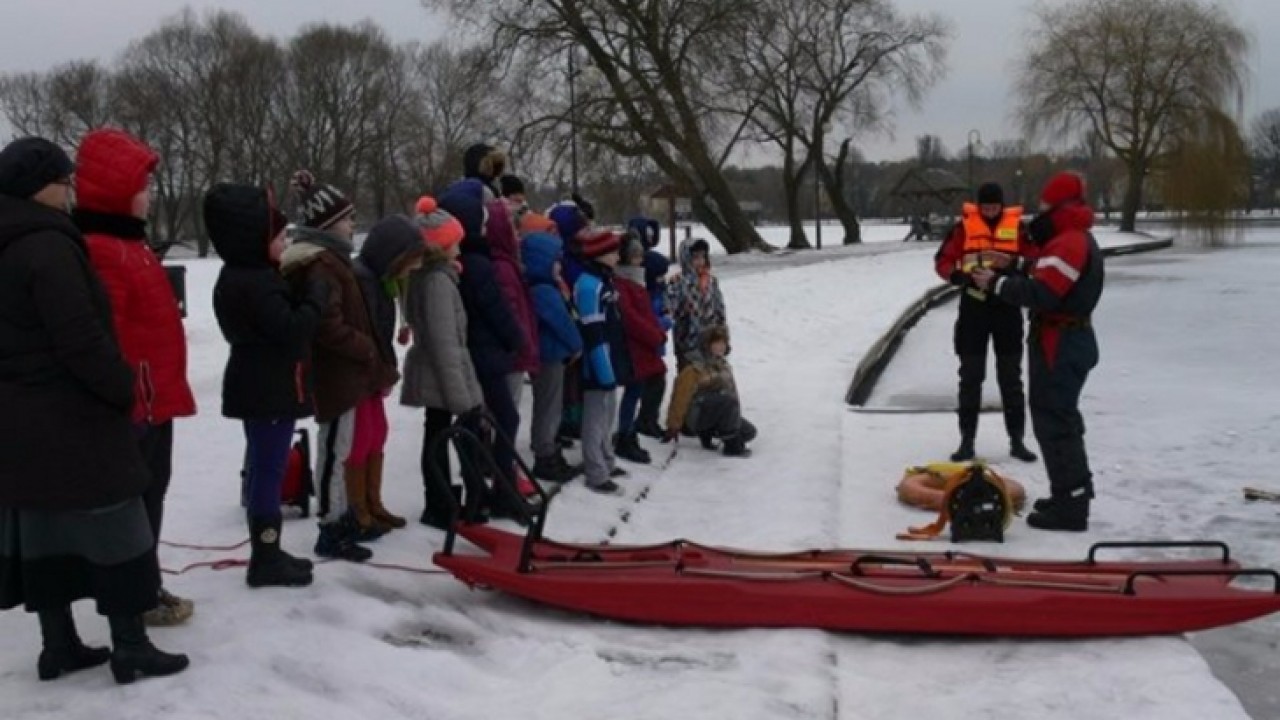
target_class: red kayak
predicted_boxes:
[434,525,1280,637]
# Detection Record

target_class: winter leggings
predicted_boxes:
[136,421,173,544]
[348,396,389,466]
[242,419,296,522]
[582,389,618,488]
[617,382,645,435]
[530,362,566,459]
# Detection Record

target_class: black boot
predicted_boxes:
[1010,439,1038,463]
[1027,497,1090,532]
[36,606,110,681]
[721,433,751,458]
[108,614,189,684]
[313,515,373,562]
[951,409,978,461]
[634,417,665,440]
[532,456,574,483]
[699,431,719,451]
[246,517,313,588]
[614,432,651,464]
[1032,497,1055,513]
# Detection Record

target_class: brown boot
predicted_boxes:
[344,461,390,538]
[366,452,406,529]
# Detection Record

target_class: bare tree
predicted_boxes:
[1251,109,1280,205]
[1017,0,1248,231]
[0,61,114,148]
[916,134,946,167]
[426,0,772,253]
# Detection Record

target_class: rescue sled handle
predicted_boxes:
[1122,569,1279,596]
[1086,541,1230,565]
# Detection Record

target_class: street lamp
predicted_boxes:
[567,48,580,196]
[1014,168,1024,207]
[815,120,833,250]
[967,129,982,198]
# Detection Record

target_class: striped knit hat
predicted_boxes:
[415,196,464,249]
[291,170,354,230]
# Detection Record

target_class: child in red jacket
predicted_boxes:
[614,235,667,464]
[75,128,197,627]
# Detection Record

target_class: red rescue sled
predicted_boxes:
[434,525,1280,637]
[424,419,1280,637]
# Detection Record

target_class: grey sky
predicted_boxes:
[1,0,1277,162]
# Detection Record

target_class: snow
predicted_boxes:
[1,226,1270,719]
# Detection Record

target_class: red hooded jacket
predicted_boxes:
[616,271,667,381]
[76,128,196,424]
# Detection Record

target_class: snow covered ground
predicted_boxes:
[0,225,1272,719]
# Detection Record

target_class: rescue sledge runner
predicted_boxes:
[428,424,1280,638]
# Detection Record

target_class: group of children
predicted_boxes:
[205,142,760,587]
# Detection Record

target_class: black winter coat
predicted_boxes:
[0,195,149,510]
[457,235,525,379]
[206,184,323,420]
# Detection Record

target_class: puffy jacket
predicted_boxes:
[522,232,583,364]
[487,200,540,374]
[280,227,380,422]
[400,246,484,414]
[0,194,149,510]
[575,263,632,390]
[616,266,667,382]
[75,128,196,425]
[206,183,322,420]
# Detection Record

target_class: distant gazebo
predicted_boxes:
[888,167,968,241]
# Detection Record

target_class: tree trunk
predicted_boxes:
[781,152,811,250]
[819,139,861,245]
[667,144,771,254]
[1120,161,1145,232]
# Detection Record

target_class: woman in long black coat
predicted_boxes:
[0,137,188,684]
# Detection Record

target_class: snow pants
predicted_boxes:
[954,295,1027,441]
[1029,326,1098,501]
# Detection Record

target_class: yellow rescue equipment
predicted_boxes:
[896,462,1025,542]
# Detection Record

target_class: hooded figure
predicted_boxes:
[665,237,726,368]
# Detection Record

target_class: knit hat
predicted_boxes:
[500,174,526,198]
[0,137,73,199]
[701,324,730,351]
[580,229,621,259]
[415,196,464,250]
[291,170,354,230]
[976,182,1004,205]
[1040,172,1086,207]
[519,211,557,236]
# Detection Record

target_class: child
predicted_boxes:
[663,325,756,457]
[75,128,198,626]
[401,198,486,529]
[486,199,540,406]
[666,237,726,370]
[280,170,378,562]
[440,189,528,519]
[614,234,667,464]
[206,182,323,588]
[630,219,673,438]
[521,230,583,482]
[575,230,633,493]
[352,215,427,531]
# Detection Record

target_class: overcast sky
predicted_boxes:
[0,0,1277,162]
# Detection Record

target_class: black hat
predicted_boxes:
[976,182,1004,205]
[0,137,73,199]
[499,175,526,198]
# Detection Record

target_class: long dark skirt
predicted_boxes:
[0,498,159,616]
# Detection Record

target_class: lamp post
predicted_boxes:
[815,121,833,250]
[967,129,982,199]
[567,48,580,196]
[1014,168,1024,207]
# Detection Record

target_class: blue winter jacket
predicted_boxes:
[574,263,632,391]
[521,232,583,365]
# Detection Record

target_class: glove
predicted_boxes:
[661,428,680,444]
[948,270,968,287]
[397,326,413,346]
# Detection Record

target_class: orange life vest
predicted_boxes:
[961,203,1022,255]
